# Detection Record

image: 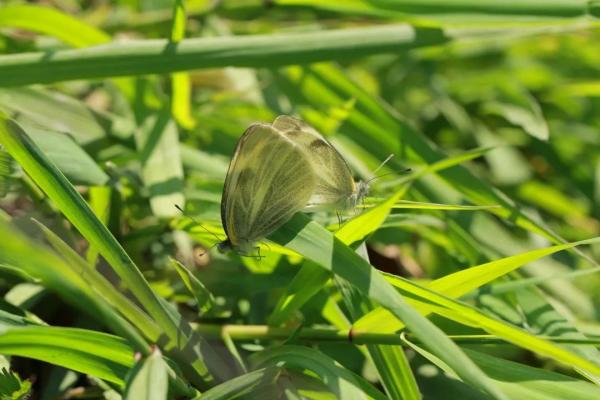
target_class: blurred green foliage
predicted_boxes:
[0,0,599,399]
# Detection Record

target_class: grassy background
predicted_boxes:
[0,0,600,399]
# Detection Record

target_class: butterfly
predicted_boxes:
[272,115,390,214]
[218,121,317,255]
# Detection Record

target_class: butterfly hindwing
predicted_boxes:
[221,123,317,251]
[273,116,355,211]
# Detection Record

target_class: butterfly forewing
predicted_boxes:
[273,116,355,211]
[221,123,317,251]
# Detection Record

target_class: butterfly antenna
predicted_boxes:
[174,204,223,243]
[372,154,395,175]
[198,242,219,257]
[367,168,412,184]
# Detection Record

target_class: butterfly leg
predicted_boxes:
[255,246,263,261]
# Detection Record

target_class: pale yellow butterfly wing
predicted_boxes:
[221,123,317,252]
[272,115,355,211]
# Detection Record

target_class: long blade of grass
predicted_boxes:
[0,114,228,387]
[251,345,388,399]
[0,326,133,387]
[31,219,162,347]
[270,213,509,399]
[273,0,597,18]
[355,237,600,332]
[0,25,447,86]
[336,244,421,400]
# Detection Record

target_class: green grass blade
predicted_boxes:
[388,200,499,210]
[169,0,195,130]
[465,348,600,400]
[336,245,421,400]
[0,326,133,387]
[515,287,600,384]
[274,0,596,18]
[0,114,226,386]
[0,218,140,342]
[171,259,216,315]
[23,125,109,186]
[200,368,281,400]
[270,213,509,399]
[0,5,110,47]
[0,25,447,86]
[251,345,388,399]
[355,237,600,332]
[269,188,403,326]
[267,261,330,326]
[32,219,161,348]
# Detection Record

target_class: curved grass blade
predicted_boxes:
[0,326,133,387]
[269,213,509,399]
[0,114,229,387]
[251,345,388,400]
[0,5,109,47]
[354,237,600,332]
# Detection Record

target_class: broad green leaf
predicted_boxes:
[24,125,109,186]
[124,349,169,400]
[0,88,114,145]
[135,112,185,217]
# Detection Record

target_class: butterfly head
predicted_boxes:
[217,239,233,253]
[218,238,257,256]
[348,180,370,209]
